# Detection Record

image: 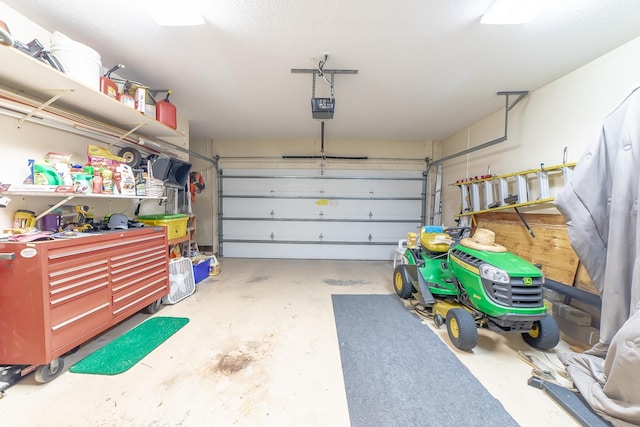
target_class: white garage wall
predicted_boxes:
[438,36,640,225]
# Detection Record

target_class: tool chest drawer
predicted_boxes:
[0,227,169,366]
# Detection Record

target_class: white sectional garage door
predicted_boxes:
[219,169,425,260]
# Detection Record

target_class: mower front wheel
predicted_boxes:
[446,308,478,351]
[393,265,415,299]
[522,314,560,350]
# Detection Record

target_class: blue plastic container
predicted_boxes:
[192,258,211,284]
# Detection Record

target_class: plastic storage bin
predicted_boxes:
[136,214,188,239]
[192,258,211,284]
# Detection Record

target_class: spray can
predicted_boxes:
[23,159,34,184]
[92,168,103,193]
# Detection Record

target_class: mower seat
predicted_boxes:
[420,227,452,253]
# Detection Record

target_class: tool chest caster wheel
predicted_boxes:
[144,298,163,314]
[34,357,64,383]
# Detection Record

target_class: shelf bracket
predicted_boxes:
[34,195,76,221]
[497,90,529,112]
[17,90,72,127]
[119,124,145,142]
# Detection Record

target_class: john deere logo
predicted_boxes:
[523,277,533,286]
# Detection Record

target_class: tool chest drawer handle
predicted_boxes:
[0,252,16,261]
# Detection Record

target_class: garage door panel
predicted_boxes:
[222,242,400,260]
[223,198,421,220]
[223,221,417,242]
[223,170,422,198]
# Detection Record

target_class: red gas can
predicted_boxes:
[101,64,124,99]
[100,77,118,98]
[156,90,177,129]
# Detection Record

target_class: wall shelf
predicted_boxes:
[0,190,164,200]
[168,234,190,246]
[0,46,183,140]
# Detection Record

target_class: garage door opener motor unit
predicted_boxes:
[311,97,335,120]
[291,53,358,120]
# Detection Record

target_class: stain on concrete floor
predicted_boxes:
[215,352,254,375]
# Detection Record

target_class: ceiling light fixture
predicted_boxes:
[149,0,205,26]
[481,0,538,25]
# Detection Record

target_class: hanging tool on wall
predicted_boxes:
[189,171,206,202]
[514,207,535,238]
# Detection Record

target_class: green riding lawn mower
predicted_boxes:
[393,226,560,351]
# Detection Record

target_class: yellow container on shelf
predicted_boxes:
[406,232,417,248]
[135,214,188,239]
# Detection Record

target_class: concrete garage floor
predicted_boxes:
[2,259,578,427]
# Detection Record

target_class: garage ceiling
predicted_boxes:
[2,0,639,142]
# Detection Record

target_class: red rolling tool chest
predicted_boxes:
[0,227,169,380]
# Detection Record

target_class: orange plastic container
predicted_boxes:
[101,64,123,99]
[100,76,118,98]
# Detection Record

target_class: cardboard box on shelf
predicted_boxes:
[144,104,156,119]
[134,87,146,113]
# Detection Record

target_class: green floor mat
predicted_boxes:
[70,316,189,375]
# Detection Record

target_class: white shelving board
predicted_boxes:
[0,45,184,139]
[1,191,164,200]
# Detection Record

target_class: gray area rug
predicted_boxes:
[332,294,519,427]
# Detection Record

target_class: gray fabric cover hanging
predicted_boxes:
[554,86,640,426]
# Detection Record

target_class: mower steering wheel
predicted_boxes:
[444,226,471,241]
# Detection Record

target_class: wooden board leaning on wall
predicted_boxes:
[474,212,597,295]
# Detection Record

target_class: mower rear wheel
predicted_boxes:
[446,308,478,351]
[522,314,560,350]
[393,265,414,299]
